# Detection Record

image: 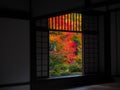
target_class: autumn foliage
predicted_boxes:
[49,31,82,77]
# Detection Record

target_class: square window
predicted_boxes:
[35,13,99,78]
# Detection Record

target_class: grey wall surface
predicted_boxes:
[0,85,30,90]
[0,18,30,85]
[111,11,120,79]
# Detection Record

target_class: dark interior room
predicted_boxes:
[0,0,120,90]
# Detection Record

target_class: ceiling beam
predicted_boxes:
[88,0,120,9]
[0,8,30,20]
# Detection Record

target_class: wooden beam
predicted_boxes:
[0,8,30,20]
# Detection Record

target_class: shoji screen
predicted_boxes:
[83,15,99,75]
[36,31,49,78]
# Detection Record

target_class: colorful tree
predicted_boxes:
[49,31,82,77]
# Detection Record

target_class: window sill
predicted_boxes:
[48,75,82,80]
[38,75,83,80]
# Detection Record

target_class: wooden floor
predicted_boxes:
[65,83,120,90]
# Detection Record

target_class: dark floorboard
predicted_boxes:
[64,83,120,90]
